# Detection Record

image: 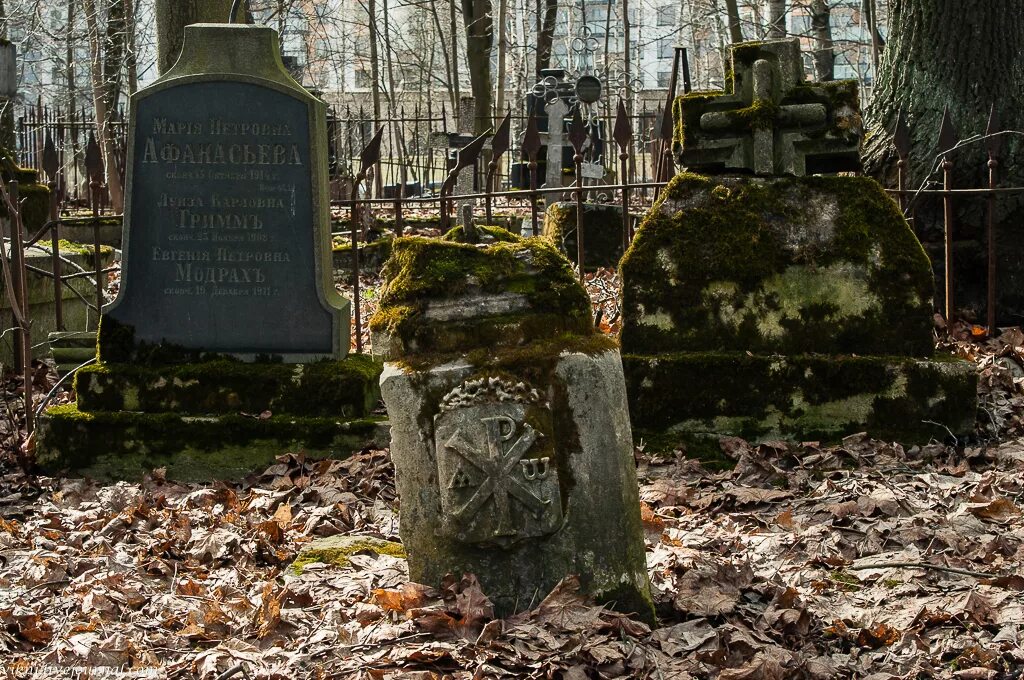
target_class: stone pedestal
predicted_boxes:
[36,354,386,481]
[373,231,653,622]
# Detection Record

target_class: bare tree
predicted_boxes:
[808,0,833,80]
[767,0,786,38]
[82,0,124,211]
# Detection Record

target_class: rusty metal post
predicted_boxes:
[485,112,511,227]
[352,127,385,354]
[938,107,959,324]
[568,106,587,283]
[8,181,33,434]
[523,114,541,236]
[614,100,632,251]
[985,105,1003,333]
[42,131,63,331]
[893,110,910,216]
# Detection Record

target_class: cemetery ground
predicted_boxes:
[0,273,1022,679]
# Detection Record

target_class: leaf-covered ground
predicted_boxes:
[1,272,1023,679]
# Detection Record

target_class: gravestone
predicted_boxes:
[372,233,653,622]
[35,24,383,481]
[101,25,347,360]
[675,38,861,176]
[621,40,977,457]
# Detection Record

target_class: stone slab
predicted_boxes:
[75,355,382,417]
[623,352,977,447]
[380,349,653,622]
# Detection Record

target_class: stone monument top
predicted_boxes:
[675,38,862,176]
[100,24,349,362]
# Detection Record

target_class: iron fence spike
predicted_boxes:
[359,126,385,175]
[938,105,959,155]
[892,109,911,160]
[523,114,541,160]
[42,131,59,180]
[613,99,631,149]
[491,111,511,161]
[568,105,587,153]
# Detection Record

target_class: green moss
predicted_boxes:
[441,224,520,243]
[57,239,115,257]
[37,403,386,482]
[290,536,406,574]
[620,174,935,357]
[76,354,382,417]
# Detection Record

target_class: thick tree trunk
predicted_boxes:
[103,0,126,111]
[767,0,786,39]
[723,0,743,43]
[808,0,833,81]
[155,0,244,75]
[864,0,1024,322]
[462,0,493,134]
[535,0,557,76]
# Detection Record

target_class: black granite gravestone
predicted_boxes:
[102,24,348,361]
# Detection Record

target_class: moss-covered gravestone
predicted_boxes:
[35,25,383,481]
[543,202,627,270]
[374,232,654,623]
[622,39,977,453]
[621,174,977,450]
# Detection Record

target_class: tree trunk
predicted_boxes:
[863,0,1024,322]
[723,0,743,43]
[427,0,456,108]
[449,0,461,104]
[767,0,786,39]
[125,0,138,94]
[83,0,124,213]
[103,0,127,111]
[535,0,557,76]
[865,0,1024,186]
[462,0,493,134]
[861,0,883,69]
[155,0,245,75]
[808,0,833,81]
[494,0,508,120]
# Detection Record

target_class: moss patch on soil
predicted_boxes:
[290,535,406,574]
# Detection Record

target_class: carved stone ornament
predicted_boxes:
[434,379,562,547]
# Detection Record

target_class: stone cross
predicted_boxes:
[455,97,476,215]
[544,98,569,189]
[675,38,862,176]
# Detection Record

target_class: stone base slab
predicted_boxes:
[623,351,977,448]
[36,404,389,482]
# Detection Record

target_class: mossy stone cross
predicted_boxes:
[675,38,862,176]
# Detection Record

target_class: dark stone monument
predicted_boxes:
[36,25,383,481]
[101,24,348,361]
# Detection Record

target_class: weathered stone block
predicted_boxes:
[624,352,976,450]
[543,202,627,269]
[620,172,978,446]
[381,349,653,621]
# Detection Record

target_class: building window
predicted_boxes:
[657,71,672,88]
[658,38,674,59]
[354,68,372,89]
[657,5,675,26]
